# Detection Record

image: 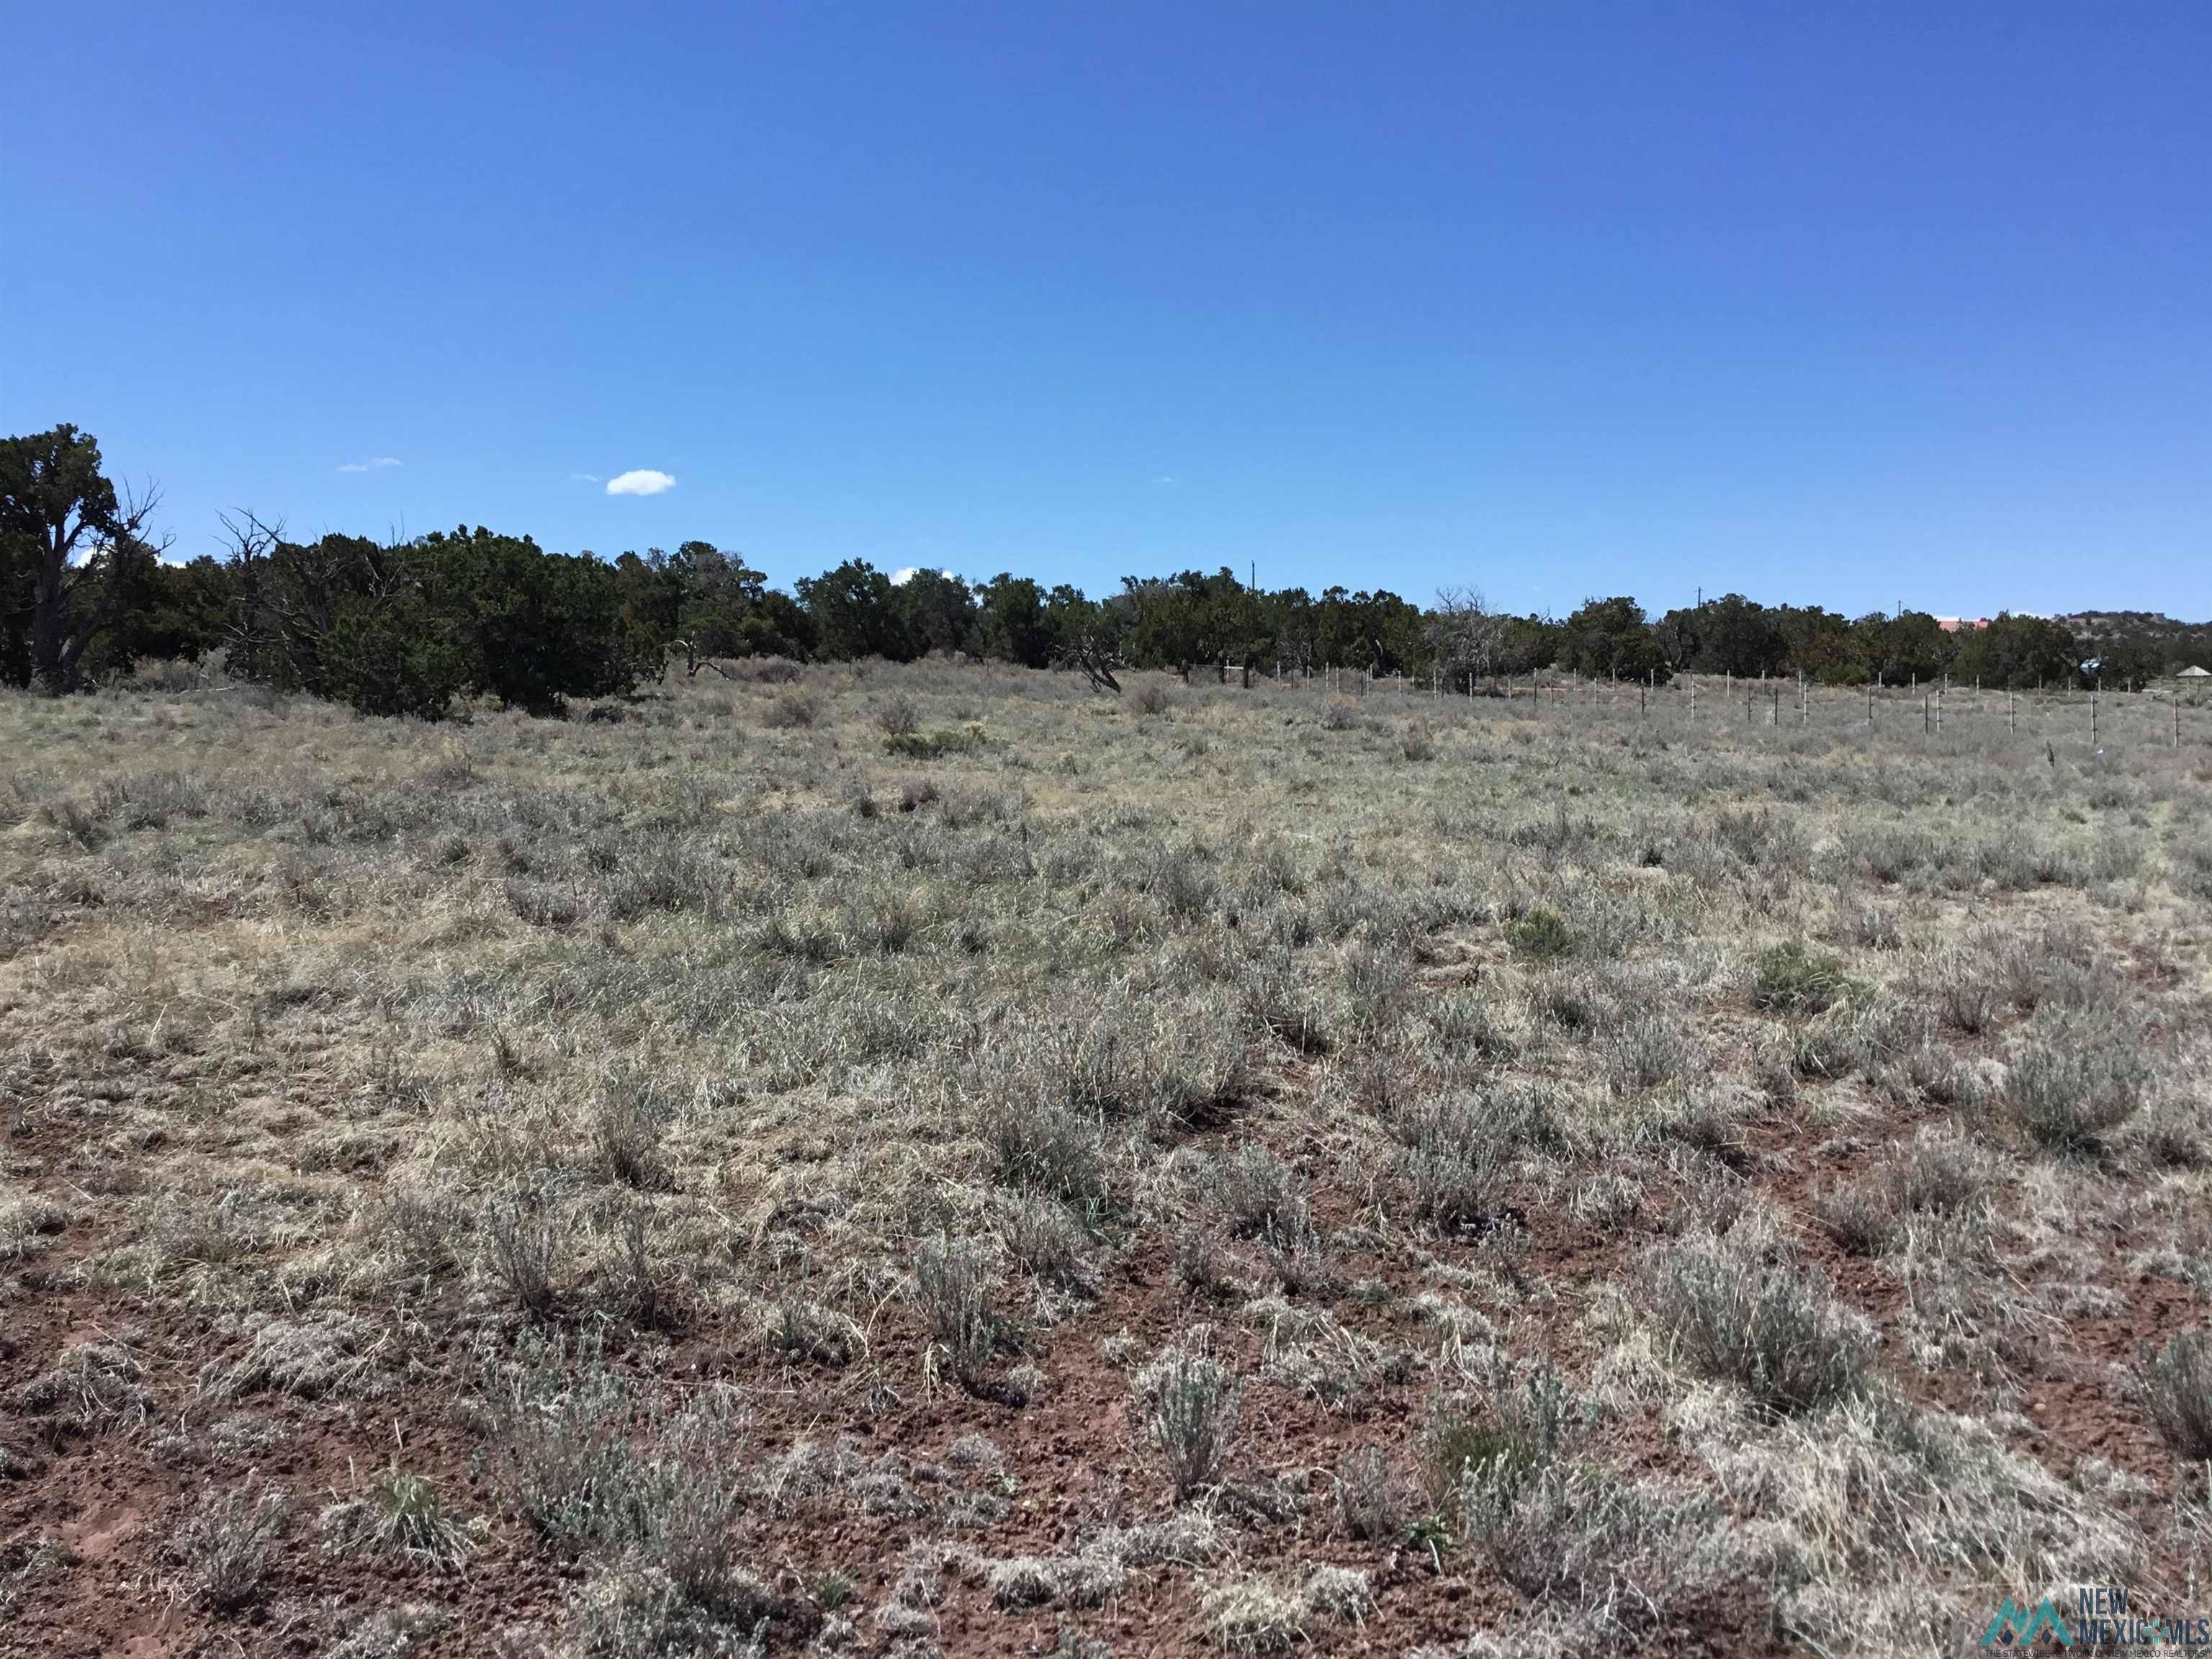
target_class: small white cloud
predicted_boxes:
[606,469,676,497]
[1151,474,1175,485]
[570,472,601,484]
[338,456,401,473]
[891,566,956,586]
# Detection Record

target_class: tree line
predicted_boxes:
[3,423,2196,718]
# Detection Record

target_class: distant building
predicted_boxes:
[1935,616,1991,633]
[2178,665,2211,679]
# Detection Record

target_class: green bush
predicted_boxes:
[884,723,986,759]
[1506,906,1579,961]
[1752,940,1851,1015]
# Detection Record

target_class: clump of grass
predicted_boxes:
[1174,1230,1236,1300]
[987,1555,1060,1609]
[1300,1564,1373,1623]
[12,1340,151,1437]
[1132,681,1174,716]
[197,1311,374,1400]
[1814,1127,1991,1256]
[1602,1011,1696,1097]
[914,1236,995,1387]
[1136,1343,1240,1500]
[1640,1228,1874,1413]
[765,1298,866,1367]
[320,1467,480,1568]
[1752,940,1851,1015]
[979,1099,1110,1205]
[1202,1575,1306,1653]
[1215,1143,1310,1245]
[2138,1329,2212,1460]
[174,1480,288,1611]
[1423,1361,1571,1524]
[487,1350,645,1557]
[1812,1179,1897,1257]
[997,1194,1090,1288]
[594,1077,675,1191]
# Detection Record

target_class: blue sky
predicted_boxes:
[4,4,2207,618]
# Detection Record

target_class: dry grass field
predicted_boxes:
[2,661,2210,1658]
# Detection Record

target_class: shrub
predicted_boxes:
[1506,905,1579,961]
[1640,1229,1874,1413]
[487,1353,646,1556]
[1399,1094,1508,1235]
[1132,681,1174,716]
[1137,1344,1240,1500]
[1334,1445,1408,1541]
[2139,1329,2212,1460]
[483,1190,565,1320]
[763,688,820,728]
[1401,726,1437,762]
[875,691,920,737]
[2007,1017,2148,1151]
[1752,940,1850,1015]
